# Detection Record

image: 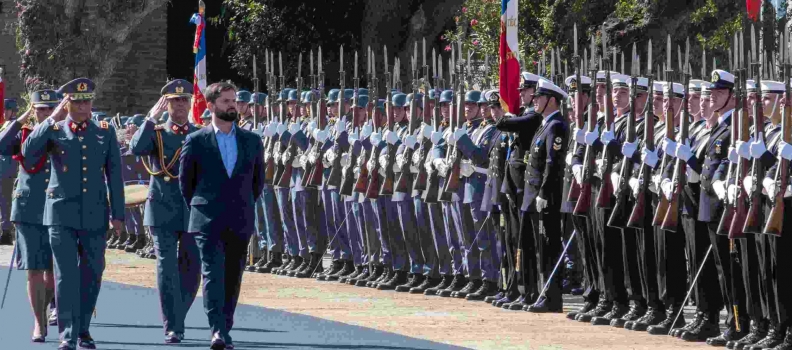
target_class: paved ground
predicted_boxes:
[0,246,722,350]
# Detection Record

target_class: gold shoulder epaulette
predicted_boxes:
[100,121,109,129]
[195,124,204,129]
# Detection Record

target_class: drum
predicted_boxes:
[124,184,149,208]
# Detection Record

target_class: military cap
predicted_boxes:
[277,88,290,102]
[701,82,712,96]
[629,77,650,93]
[201,109,212,120]
[300,91,309,103]
[392,93,408,107]
[236,90,252,103]
[710,69,735,90]
[689,79,705,93]
[564,75,592,92]
[303,90,315,104]
[428,88,441,100]
[31,89,60,108]
[127,114,145,127]
[653,81,666,95]
[535,79,568,101]
[357,88,369,96]
[120,116,130,126]
[288,89,300,102]
[439,90,454,104]
[761,81,785,95]
[595,71,620,84]
[327,89,340,104]
[3,99,17,111]
[485,90,502,107]
[343,89,354,102]
[92,111,107,121]
[407,93,424,109]
[611,74,630,89]
[464,91,481,104]
[354,94,370,108]
[746,79,757,93]
[161,79,193,99]
[520,72,540,89]
[249,92,267,105]
[59,78,95,101]
[664,82,685,98]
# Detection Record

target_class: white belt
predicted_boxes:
[473,166,488,174]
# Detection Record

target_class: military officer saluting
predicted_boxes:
[0,98,19,245]
[130,79,201,344]
[0,89,60,342]
[22,78,125,350]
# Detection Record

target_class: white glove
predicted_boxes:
[348,127,360,144]
[420,124,434,139]
[572,164,583,184]
[263,122,276,137]
[378,154,389,169]
[361,121,374,140]
[574,123,587,144]
[735,139,751,159]
[405,135,418,149]
[371,132,382,145]
[750,134,766,158]
[727,184,739,205]
[535,197,548,211]
[385,130,399,145]
[601,130,615,145]
[650,174,660,194]
[277,123,287,135]
[743,176,755,195]
[431,131,444,145]
[340,153,351,168]
[779,141,792,161]
[713,180,727,201]
[451,126,468,146]
[675,141,692,161]
[764,177,778,198]
[565,153,573,166]
[306,120,318,136]
[335,116,348,135]
[629,177,640,197]
[728,147,739,164]
[622,141,637,158]
[660,179,674,200]
[315,129,329,143]
[662,138,678,157]
[610,173,620,190]
[584,124,600,145]
[433,158,448,175]
[288,122,301,135]
[460,162,474,177]
[642,148,659,168]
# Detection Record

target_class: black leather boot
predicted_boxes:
[395,274,425,293]
[125,233,146,253]
[567,300,596,320]
[411,277,442,294]
[466,280,498,301]
[591,302,629,326]
[680,314,721,342]
[257,254,283,273]
[437,274,467,297]
[628,307,666,331]
[340,265,364,283]
[611,302,647,328]
[296,253,322,278]
[726,319,768,349]
[745,325,786,350]
[377,270,409,290]
[424,275,453,295]
[647,306,686,335]
[453,279,482,298]
[577,300,612,323]
[324,260,354,281]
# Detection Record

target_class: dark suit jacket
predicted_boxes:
[179,124,265,236]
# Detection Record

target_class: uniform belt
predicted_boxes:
[473,166,488,174]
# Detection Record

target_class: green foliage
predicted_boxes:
[690,0,717,25]
[615,0,646,23]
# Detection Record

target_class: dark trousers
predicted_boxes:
[681,215,723,314]
[502,195,522,296]
[635,195,661,310]
[571,213,600,304]
[194,229,250,340]
[592,206,628,305]
[707,222,747,327]
[740,233,764,323]
[655,219,687,309]
[517,209,539,300]
[150,228,201,334]
[769,198,792,329]
[621,226,644,304]
[530,211,563,304]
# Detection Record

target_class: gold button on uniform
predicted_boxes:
[82,156,87,160]
[45,179,49,183]
[83,178,87,183]
[82,145,87,149]
[83,167,87,171]
[83,189,87,193]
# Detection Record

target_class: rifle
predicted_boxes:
[627,40,655,229]
[422,53,445,203]
[595,28,616,208]
[340,51,364,196]
[443,42,466,195]
[305,47,331,188]
[365,46,391,199]
[263,50,277,182]
[571,35,600,215]
[661,40,692,232]
[765,27,790,236]
[743,29,767,234]
[272,52,291,186]
[395,42,421,193]
[728,27,753,239]
[652,35,677,226]
[568,25,584,201]
[378,56,399,196]
[413,43,434,194]
[717,33,743,236]
[325,48,352,188]
[608,44,639,227]
[354,48,376,195]
[276,53,305,187]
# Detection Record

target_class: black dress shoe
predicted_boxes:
[258,255,283,273]
[165,331,181,344]
[484,291,505,304]
[125,234,146,252]
[707,324,747,346]
[318,260,345,281]
[629,307,666,331]
[378,270,409,290]
[647,306,685,335]
[119,234,136,251]
[340,266,364,283]
[288,260,309,277]
[566,301,595,320]
[611,303,646,328]
[279,256,302,275]
[453,279,482,298]
[106,234,118,247]
[745,326,786,350]
[348,267,370,285]
[325,260,355,281]
[591,302,629,325]
[271,255,291,274]
[0,229,12,245]
[525,296,563,313]
[576,300,611,322]
[59,341,76,350]
[494,294,518,308]
[411,277,441,294]
[438,274,467,297]
[78,334,96,349]
[210,333,226,350]
[503,295,532,311]
[726,320,768,349]
[680,315,721,342]
[395,274,425,292]
[425,275,453,295]
[466,280,498,301]
[770,328,792,350]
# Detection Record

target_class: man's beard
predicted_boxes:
[216,109,238,122]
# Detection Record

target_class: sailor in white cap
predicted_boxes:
[652,81,666,120]
[688,79,704,120]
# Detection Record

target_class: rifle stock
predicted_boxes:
[764,83,791,236]
[661,66,691,232]
[596,66,616,209]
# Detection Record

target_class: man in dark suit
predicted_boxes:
[179,82,265,350]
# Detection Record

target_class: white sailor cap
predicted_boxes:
[564,75,592,92]
[746,79,757,93]
[629,77,650,93]
[664,82,685,98]
[710,69,735,90]
[701,82,712,96]
[535,79,569,100]
[653,81,666,94]
[689,79,705,93]
[520,72,541,89]
[595,71,620,83]
[761,81,785,95]
[611,74,631,88]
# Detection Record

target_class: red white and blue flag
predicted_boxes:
[0,74,5,124]
[190,4,208,125]
[499,0,520,114]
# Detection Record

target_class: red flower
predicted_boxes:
[445,45,452,52]
[440,35,445,40]
[473,40,480,46]
[533,61,538,66]
[462,7,468,13]
[25,49,30,56]
[470,19,479,27]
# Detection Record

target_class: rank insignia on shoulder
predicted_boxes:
[714,140,722,154]
[553,143,562,151]
[100,121,109,129]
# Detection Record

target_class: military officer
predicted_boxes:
[235,90,252,122]
[129,79,201,344]
[200,109,212,127]
[0,98,19,245]
[240,92,266,132]
[22,78,125,350]
[0,89,60,342]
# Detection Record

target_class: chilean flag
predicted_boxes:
[746,0,761,21]
[190,5,208,125]
[499,0,520,114]
[0,74,4,124]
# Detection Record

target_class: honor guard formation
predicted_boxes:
[5,26,792,350]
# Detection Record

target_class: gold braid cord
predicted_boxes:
[141,129,182,179]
